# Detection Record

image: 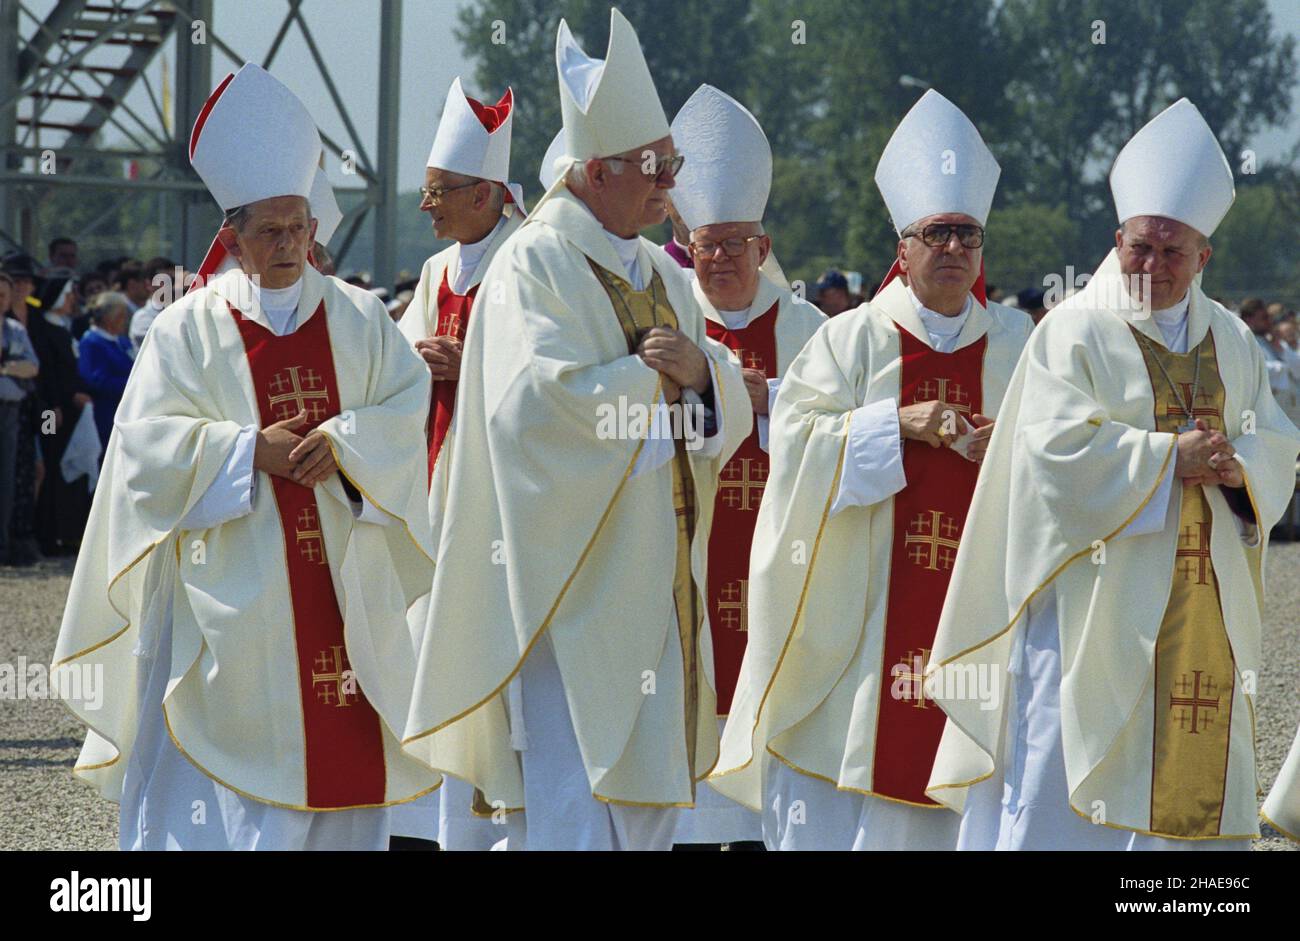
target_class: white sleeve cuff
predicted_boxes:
[758,378,781,453]
[631,395,677,478]
[1115,456,1176,541]
[830,397,907,517]
[180,424,257,530]
[349,489,397,526]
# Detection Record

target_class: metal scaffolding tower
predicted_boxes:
[0,0,402,285]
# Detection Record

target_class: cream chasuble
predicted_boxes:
[402,186,751,811]
[52,265,440,812]
[1263,724,1300,843]
[710,278,1031,814]
[925,250,1300,841]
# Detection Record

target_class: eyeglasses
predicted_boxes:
[690,235,764,259]
[904,223,985,249]
[419,180,482,207]
[604,152,685,183]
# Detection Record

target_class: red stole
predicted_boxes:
[427,271,477,482]
[705,302,779,714]
[230,301,387,808]
[872,325,986,805]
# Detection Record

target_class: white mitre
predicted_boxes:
[538,129,566,191]
[556,7,669,166]
[189,63,320,212]
[188,63,321,287]
[427,76,525,212]
[1109,97,1235,238]
[874,89,1000,232]
[669,84,770,231]
[310,166,343,246]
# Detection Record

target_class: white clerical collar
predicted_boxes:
[574,197,645,288]
[251,275,303,335]
[1151,293,1190,324]
[453,215,508,293]
[715,303,752,331]
[908,286,971,341]
[1150,293,1190,352]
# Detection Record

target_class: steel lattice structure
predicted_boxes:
[0,0,401,285]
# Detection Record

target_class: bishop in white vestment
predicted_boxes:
[666,84,825,847]
[711,90,1032,851]
[401,8,750,852]
[390,75,525,851]
[51,64,439,851]
[925,99,1300,850]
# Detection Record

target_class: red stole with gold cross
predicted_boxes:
[872,325,986,805]
[705,302,778,715]
[427,271,477,483]
[230,301,387,809]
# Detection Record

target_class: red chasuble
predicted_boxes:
[231,302,387,809]
[872,325,987,805]
[427,271,477,482]
[705,302,779,714]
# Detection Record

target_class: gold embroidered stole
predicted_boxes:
[1131,326,1237,837]
[590,260,701,786]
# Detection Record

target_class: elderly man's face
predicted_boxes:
[593,135,678,238]
[692,221,769,312]
[898,212,983,314]
[1276,320,1298,348]
[421,166,499,244]
[221,196,315,290]
[1115,215,1210,311]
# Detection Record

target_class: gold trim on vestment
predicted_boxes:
[767,746,952,810]
[1260,811,1300,844]
[322,436,436,566]
[923,435,1178,797]
[53,537,163,666]
[161,703,442,812]
[709,424,851,780]
[401,377,662,747]
[1065,800,1256,841]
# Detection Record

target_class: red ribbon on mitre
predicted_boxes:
[465,87,516,207]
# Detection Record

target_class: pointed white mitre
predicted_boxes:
[1109,98,1235,238]
[310,166,343,245]
[874,89,1000,233]
[426,77,514,182]
[189,63,321,211]
[556,7,669,163]
[669,84,771,231]
[539,129,567,191]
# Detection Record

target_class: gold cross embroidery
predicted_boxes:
[268,365,330,423]
[311,645,356,707]
[719,458,767,512]
[904,510,960,571]
[718,579,749,632]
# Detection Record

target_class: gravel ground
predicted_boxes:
[2,544,1297,851]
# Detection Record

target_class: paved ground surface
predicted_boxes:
[2,545,1297,851]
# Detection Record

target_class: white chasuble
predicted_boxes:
[53,266,440,819]
[401,186,751,814]
[925,250,1300,843]
[710,277,1031,849]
